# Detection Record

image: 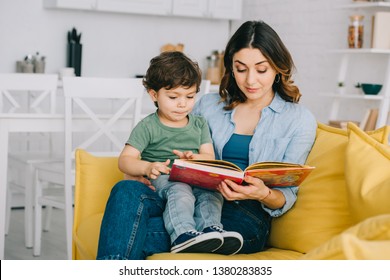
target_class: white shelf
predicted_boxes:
[331,49,390,54]
[327,2,390,129]
[339,2,390,9]
[321,92,386,100]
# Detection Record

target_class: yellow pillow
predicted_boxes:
[367,125,390,143]
[73,149,123,259]
[269,123,389,254]
[345,123,390,223]
[269,123,353,253]
[301,214,390,260]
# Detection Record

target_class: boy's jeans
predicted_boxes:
[97,180,271,260]
[151,175,224,243]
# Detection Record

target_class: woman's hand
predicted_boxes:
[218,176,269,201]
[123,174,156,191]
[218,176,286,209]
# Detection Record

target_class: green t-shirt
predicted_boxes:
[127,112,212,166]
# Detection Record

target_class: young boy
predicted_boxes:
[118,51,243,255]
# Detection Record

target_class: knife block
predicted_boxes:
[67,43,82,76]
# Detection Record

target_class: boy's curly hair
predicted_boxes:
[143,51,202,94]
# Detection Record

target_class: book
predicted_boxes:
[359,109,372,130]
[371,12,390,49]
[363,108,379,131]
[329,120,360,130]
[168,159,315,191]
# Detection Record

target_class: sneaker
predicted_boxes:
[203,225,243,255]
[171,230,223,253]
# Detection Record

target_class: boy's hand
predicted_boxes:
[145,159,171,179]
[173,149,195,159]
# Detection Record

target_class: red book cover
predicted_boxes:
[168,159,315,191]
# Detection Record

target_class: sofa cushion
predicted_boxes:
[73,213,104,260]
[301,214,390,260]
[73,149,123,259]
[345,123,390,223]
[269,123,389,254]
[148,247,303,260]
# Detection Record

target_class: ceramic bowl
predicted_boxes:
[361,83,383,95]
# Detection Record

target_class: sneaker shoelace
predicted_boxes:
[188,230,203,236]
[209,225,225,233]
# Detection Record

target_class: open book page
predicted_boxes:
[181,159,309,171]
[169,159,315,190]
[245,162,310,170]
[180,159,242,171]
[245,167,314,187]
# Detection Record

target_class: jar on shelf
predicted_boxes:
[206,50,224,85]
[348,15,364,48]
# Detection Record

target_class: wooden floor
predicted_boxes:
[4,207,67,260]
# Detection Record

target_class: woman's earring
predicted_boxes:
[231,72,235,78]
[274,74,280,83]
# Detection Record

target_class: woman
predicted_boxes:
[96,20,317,260]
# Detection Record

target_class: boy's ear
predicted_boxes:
[147,89,158,101]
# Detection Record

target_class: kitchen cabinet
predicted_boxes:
[43,0,97,10]
[172,0,242,20]
[172,0,209,18]
[43,0,242,20]
[325,2,390,129]
[97,0,172,16]
[44,0,171,15]
[208,0,242,20]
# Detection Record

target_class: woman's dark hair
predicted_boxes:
[220,20,301,110]
[143,51,202,93]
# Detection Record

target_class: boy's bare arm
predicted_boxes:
[119,145,170,179]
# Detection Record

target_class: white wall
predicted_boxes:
[1,0,387,124]
[0,0,230,78]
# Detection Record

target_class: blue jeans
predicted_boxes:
[152,175,224,243]
[96,180,272,260]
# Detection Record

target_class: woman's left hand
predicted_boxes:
[218,176,286,209]
[218,175,270,201]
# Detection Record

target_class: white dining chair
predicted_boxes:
[33,77,144,258]
[0,73,57,114]
[0,73,59,249]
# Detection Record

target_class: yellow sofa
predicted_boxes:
[72,122,390,260]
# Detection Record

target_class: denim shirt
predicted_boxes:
[192,93,317,217]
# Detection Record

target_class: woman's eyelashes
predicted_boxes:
[235,68,267,74]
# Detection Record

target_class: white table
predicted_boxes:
[0,114,64,259]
